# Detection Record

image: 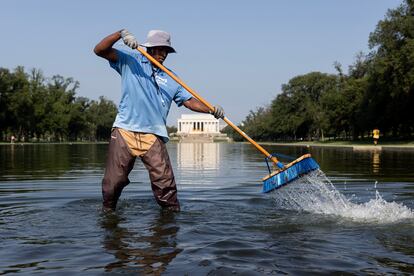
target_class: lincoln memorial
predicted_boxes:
[176,114,229,142]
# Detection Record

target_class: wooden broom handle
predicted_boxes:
[136,47,280,165]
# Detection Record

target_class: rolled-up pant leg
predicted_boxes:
[141,137,180,211]
[102,129,136,210]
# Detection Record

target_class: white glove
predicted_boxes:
[210,105,225,119]
[121,29,139,49]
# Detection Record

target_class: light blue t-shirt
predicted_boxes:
[109,48,192,142]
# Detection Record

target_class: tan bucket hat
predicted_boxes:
[141,30,176,53]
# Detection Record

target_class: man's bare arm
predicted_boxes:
[183,98,225,119]
[183,97,210,113]
[93,30,122,63]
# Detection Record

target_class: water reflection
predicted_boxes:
[372,151,381,174]
[0,144,107,180]
[177,143,220,170]
[100,210,182,274]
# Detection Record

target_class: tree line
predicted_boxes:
[0,66,117,142]
[224,0,414,142]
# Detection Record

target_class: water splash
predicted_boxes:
[271,170,414,224]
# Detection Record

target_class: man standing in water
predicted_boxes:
[94,29,224,212]
[372,128,380,145]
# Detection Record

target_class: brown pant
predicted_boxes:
[102,128,179,211]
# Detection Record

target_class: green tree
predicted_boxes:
[0,66,119,142]
[7,66,32,140]
[42,75,78,140]
[366,0,414,137]
[29,68,48,139]
[68,97,91,140]
[239,107,273,141]
[0,68,14,139]
[270,72,338,140]
[86,96,117,141]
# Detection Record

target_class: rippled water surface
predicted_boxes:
[1,143,414,275]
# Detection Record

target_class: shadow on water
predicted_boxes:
[99,208,182,275]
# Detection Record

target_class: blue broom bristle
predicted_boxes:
[262,157,320,193]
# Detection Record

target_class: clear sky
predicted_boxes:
[0,0,400,126]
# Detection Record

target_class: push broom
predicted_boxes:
[134,46,320,192]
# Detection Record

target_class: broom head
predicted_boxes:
[262,154,319,193]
